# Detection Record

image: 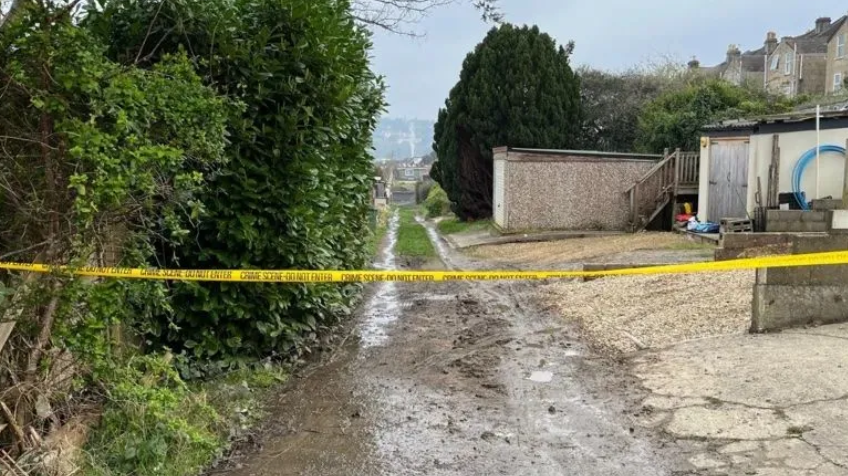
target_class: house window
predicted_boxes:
[770,55,779,70]
[838,34,846,58]
[835,73,843,92]
[784,53,794,75]
[783,84,793,97]
[404,168,414,178]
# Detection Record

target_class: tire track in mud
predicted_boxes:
[218,213,683,475]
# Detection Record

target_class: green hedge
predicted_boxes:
[88,0,385,373]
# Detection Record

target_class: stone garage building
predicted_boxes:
[492,147,662,233]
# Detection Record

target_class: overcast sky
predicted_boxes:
[370,0,848,120]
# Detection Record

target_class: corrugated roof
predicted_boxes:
[703,109,848,132]
[702,118,759,132]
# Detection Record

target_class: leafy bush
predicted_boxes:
[0,2,228,458]
[424,184,451,218]
[88,0,385,372]
[636,78,796,152]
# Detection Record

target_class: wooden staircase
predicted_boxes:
[626,149,700,232]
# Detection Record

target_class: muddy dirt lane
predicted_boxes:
[219,214,681,475]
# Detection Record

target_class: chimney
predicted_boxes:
[726,44,741,63]
[816,17,832,33]
[688,56,700,69]
[765,31,778,55]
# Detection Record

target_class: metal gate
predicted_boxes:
[708,139,750,221]
[493,159,506,227]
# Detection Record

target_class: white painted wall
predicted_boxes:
[748,128,848,214]
[698,137,710,221]
[493,150,508,228]
[700,128,848,221]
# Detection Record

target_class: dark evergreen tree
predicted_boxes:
[432,24,582,219]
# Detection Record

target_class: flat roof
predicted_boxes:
[703,109,848,134]
[500,147,662,160]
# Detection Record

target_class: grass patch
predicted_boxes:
[82,355,287,476]
[395,207,435,258]
[366,207,391,260]
[436,217,490,235]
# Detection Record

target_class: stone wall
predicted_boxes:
[752,234,848,332]
[501,150,657,232]
[799,54,829,95]
[826,21,848,93]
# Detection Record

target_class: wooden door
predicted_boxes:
[708,140,750,221]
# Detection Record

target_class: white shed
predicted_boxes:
[698,111,848,222]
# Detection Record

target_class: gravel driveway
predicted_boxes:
[468,233,752,355]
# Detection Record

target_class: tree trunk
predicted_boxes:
[0,0,30,30]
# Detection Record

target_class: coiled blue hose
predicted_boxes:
[791,144,847,210]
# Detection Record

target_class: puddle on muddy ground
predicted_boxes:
[526,370,554,383]
[418,215,454,268]
[360,211,401,348]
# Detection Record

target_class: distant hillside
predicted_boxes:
[372,117,434,160]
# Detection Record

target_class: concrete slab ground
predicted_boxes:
[630,323,848,475]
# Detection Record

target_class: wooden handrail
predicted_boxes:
[625,148,683,231]
[625,150,678,194]
[677,152,700,185]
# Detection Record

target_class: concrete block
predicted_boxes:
[768,210,803,222]
[756,267,811,285]
[801,221,830,232]
[809,265,848,286]
[752,285,814,332]
[720,233,792,250]
[833,210,848,231]
[812,199,843,211]
[752,284,848,332]
[792,235,848,254]
[818,287,848,321]
[801,211,826,222]
[787,221,804,232]
[767,222,789,232]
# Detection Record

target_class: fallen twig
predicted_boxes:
[618,329,648,350]
[0,449,27,475]
[0,401,25,452]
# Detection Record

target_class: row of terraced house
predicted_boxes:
[691,14,848,97]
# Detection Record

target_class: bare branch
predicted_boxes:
[134,0,166,64]
[352,0,501,35]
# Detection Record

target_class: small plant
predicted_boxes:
[83,355,223,476]
[83,357,288,476]
[424,184,451,218]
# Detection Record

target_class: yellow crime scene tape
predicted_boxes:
[0,250,847,282]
